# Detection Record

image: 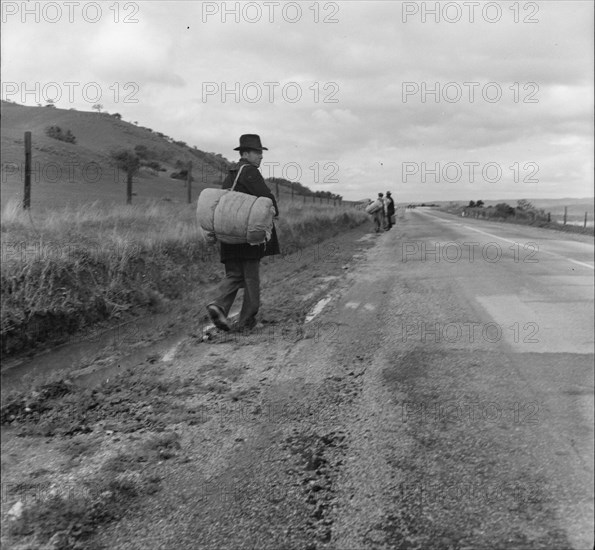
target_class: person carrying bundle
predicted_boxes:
[206,134,280,332]
[365,192,386,233]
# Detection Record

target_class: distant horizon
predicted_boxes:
[356,196,595,205]
[5,99,593,204]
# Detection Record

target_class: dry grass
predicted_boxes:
[2,198,201,247]
[1,198,367,355]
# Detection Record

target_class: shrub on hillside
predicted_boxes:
[134,145,170,170]
[142,160,165,171]
[170,170,188,180]
[134,144,150,159]
[516,199,534,211]
[45,126,76,144]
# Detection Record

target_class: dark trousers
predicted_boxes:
[386,213,394,230]
[209,259,261,328]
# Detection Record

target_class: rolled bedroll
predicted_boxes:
[197,188,275,245]
[365,199,383,214]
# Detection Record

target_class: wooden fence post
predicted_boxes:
[126,170,133,205]
[563,206,567,225]
[187,161,193,204]
[24,131,31,209]
[584,212,588,229]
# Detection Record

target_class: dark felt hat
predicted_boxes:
[233,134,268,151]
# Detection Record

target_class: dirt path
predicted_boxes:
[2,212,593,549]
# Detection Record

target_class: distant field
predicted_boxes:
[556,219,594,228]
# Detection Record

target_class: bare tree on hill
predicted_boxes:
[111,148,140,204]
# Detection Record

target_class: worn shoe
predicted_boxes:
[206,304,230,332]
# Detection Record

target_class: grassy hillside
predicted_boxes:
[1,101,235,210]
[0,101,343,211]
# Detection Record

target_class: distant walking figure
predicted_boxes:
[374,192,386,233]
[365,193,386,233]
[385,191,395,230]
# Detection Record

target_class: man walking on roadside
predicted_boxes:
[373,192,385,233]
[206,134,280,332]
[385,191,395,230]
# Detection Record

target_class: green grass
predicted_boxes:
[1,198,367,356]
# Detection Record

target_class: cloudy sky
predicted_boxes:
[2,1,593,201]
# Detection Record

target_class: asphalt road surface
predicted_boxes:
[94,209,594,550]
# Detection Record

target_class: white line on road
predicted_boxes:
[305,296,333,323]
[417,211,594,270]
[462,225,594,270]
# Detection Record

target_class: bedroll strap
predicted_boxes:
[230,164,247,191]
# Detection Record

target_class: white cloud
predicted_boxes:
[1,0,593,200]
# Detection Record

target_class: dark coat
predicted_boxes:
[219,159,281,263]
[386,196,395,216]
